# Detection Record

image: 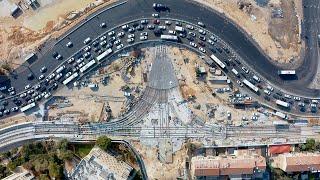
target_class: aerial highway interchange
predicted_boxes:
[0,0,319,148]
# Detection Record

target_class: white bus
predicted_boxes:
[210,54,226,69]
[21,102,36,112]
[231,68,239,77]
[278,70,296,75]
[63,72,79,85]
[96,48,113,62]
[276,99,290,108]
[80,60,96,73]
[242,79,259,93]
[160,35,179,41]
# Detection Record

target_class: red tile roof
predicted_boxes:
[192,156,266,176]
[269,145,291,155]
[284,153,320,172]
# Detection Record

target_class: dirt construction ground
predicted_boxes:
[196,0,302,66]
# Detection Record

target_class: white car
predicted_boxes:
[198,29,206,35]
[27,89,34,94]
[284,94,292,99]
[100,22,106,28]
[116,44,124,50]
[55,54,62,60]
[100,35,107,41]
[236,80,243,87]
[186,24,194,30]
[165,20,171,25]
[67,57,75,64]
[128,34,135,38]
[140,36,148,41]
[140,32,148,36]
[168,30,176,35]
[264,90,271,96]
[55,73,63,80]
[78,62,86,68]
[117,32,125,38]
[158,26,166,30]
[83,37,91,44]
[197,21,205,27]
[152,13,159,17]
[190,42,197,48]
[140,19,148,24]
[199,47,206,53]
[294,96,301,101]
[100,40,107,46]
[108,31,115,36]
[9,91,15,95]
[84,52,91,58]
[76,58,84,64]
[20,93,27,98]
[24,84,31,90]
[33,84,41,90]
[241,66,249,74]
[83,46,91,52]
[65,72,72,78]
[127,38,134,43]
[48,73,55,80]
[114,40,121,45]
[208,39,215,45]
[122,24,129,30]
[66,41,73,48]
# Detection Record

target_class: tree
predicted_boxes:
[58,139,68,151]
[48,162,63,179]
[1,63,11,72]
[0,164,11,178]
[305,138,316,151]
[95,136,112,151]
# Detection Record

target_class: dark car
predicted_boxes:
[187,36,194,41]
[136,25,144,31]
[27,73,34,80]
[198,41,205,47]
[52,52,58,58]
[1,100,8,106]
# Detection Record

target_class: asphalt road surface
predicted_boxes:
[0,0,319,112]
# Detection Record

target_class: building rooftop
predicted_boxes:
[268,144,291,155]
[191,154,266,177]
[271,152,320,173]
[3,167,35,180]
[70,147,133,180]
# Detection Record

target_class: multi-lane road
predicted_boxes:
[0,2,319,115]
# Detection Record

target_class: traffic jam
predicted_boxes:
[0,3,317,118]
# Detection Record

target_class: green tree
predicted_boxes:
[1,63,11,72]
[58,139,69,151]
[0,164,11,178]
[59,150,73,161]
[48,162,63,179]
[95,136,112,151]
[38,174,50,180]
[305,138,316,151]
